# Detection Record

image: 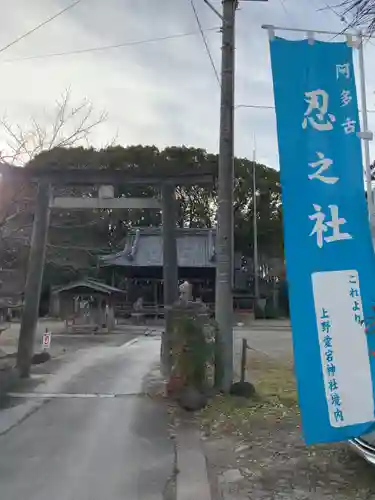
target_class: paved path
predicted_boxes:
[0,335,174,500]
[234,320,293,372]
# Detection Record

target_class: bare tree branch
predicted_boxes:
[0,89,108,280]
[339,0,375,32]
[0,88,107,166]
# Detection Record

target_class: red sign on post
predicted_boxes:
[42,331,51,350]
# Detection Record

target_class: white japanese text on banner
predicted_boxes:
[270,37,375,444]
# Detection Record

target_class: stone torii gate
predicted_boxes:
[0,164,215,377]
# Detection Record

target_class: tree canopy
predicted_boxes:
[0,144,283,290]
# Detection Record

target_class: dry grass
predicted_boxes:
[247,351,297,406]
[200,351,375,499]
[200,351,299,436]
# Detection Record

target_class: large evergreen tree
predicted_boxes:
[1,145,283,289]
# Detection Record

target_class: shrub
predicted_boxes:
[169,301,216,392]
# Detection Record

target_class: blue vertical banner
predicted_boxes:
[270,37,375,445]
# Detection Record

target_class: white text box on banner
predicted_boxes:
[269,37,375,444]
[312,270,374,428]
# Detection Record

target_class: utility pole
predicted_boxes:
[252,137,260,301]
[211,0,267,390]
[161,183,179,376]
[215,0,236,391]
[17,182,51,378]
[357,32,374,231]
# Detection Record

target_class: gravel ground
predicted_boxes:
[199,351,375,500]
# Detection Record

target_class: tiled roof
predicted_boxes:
[101,228,216,268]
[52,279,126,295]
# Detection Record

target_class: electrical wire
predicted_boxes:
[276,0,301,30]
[0,0,82,56]
[235,103,375,114]
[277,0,299,25]
[235,104,275,110]
[278,0,291,19]
[202,0,223,21]
[0,27,220,64]
[189,0,220,85]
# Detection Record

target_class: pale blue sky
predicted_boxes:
[0,0,374,169]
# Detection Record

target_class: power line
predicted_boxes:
[202,0,223,21]
[278,0,298,24]
[0,27,220,64]
[278,0,291,18]
[235,104,275,110]
[277,0,300,29]
[0,0,82,56]
[189,0,220,85]
[235,103,375,114]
